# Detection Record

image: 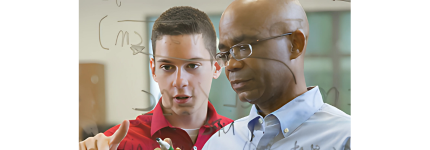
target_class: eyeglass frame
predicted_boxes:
[215,32,293,67]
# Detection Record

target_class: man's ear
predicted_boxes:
[213,62,222,79]
[150,58,158,82]
[290,29,306,60]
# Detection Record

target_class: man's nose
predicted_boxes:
[226,56,244,72]
[172,68,189,88]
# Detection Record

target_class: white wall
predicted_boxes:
[79,0,350,126]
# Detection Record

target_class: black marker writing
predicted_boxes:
[201,118,223,135]
[319,87,351,108]
[311,144,320,150]
[130,31,145,55]
[99,15,109,50]
[218,121,235,137]
[319,86,339,107]
[131,90,156,111]
[132,31,143,46]
[291,141,300,150]
[130,46,145,55]
[115,30,129,47]
[116,0,121,7]
[133,89,173,116]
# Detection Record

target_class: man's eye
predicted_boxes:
[186,64,200,69]
[161,65,174,70]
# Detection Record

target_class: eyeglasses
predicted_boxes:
[215,32,293,68]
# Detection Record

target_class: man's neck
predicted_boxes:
[256,84,308,117]
[163,103,208,129]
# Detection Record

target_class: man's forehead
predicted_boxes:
[157,34,202,43]
[221,6,306,43]
[218,19,300,46]
[154,34,212,62]
[220,0,303,32]
[221,28,261,41]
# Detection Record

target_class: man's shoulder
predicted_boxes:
[280,103,350,149]
[302,103,351,134]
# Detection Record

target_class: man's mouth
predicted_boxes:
[175,96,190,99]
[230,79,251,90]
[173,95,192,104]
[230,79,251,84]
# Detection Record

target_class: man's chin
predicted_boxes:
[172,107,193,116]
[237,89,262,104]
[179,111,191,115]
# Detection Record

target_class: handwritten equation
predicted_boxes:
[99,15,147,55]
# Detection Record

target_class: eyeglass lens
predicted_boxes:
[216,44,253,67]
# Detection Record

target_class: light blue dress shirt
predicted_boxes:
[202,86,351,150]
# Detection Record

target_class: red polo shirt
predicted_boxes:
[104,99,233,150]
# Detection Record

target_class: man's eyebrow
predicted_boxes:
[157,57,207,62]
[219,34,260,49]
[157,59,172,63]
[188,57,205,61]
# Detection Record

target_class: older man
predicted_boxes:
[203,0,351,150]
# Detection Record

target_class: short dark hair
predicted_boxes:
[151,6,217,61]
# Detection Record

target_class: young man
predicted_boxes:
[203,0,351,150]
[79,6,233,150]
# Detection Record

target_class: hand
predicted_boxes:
[79,120,129,150]
[154,138,181,150]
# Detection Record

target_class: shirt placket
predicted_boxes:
[257,115,281,150]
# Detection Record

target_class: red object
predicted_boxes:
[104,98,233,150]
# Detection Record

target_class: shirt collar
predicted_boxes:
[150,98,172,136]
[247,86,324,138]
[150,98,222,136]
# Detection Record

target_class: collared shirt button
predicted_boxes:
[259,118,263,124]
[284,128,289,133]
[193,146,197,150]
